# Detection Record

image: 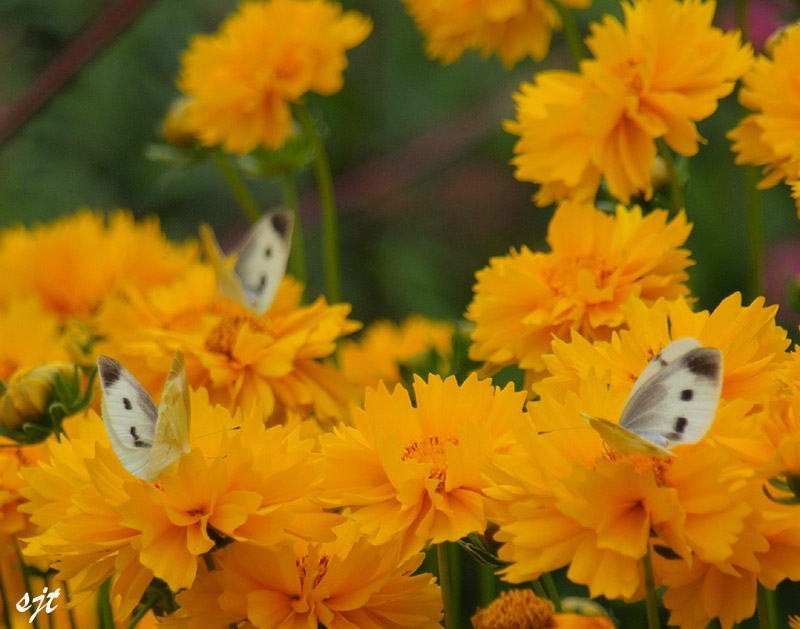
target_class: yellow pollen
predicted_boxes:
[471,589,555,629]
[204,313,266,356]
[295,554,330,588]
[401,435,459,491]
[603,452,673,486]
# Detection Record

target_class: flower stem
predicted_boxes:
[280,171,307,291]
[756,583,779,629]
[436,543,456,629]
[13,536,39,629]
[127,592,158,629]
[745,165,763,299]
[656,138,685,213]
[736,0,750,42]
[62,581,78,629]
[295,104,342,303]
[642,546,661,629]
[541,572,563,612]
[554,1,585,70]
[479,564,497,605]
[211,150,262,225]
[531,578,548,598]
[96,579,114,629]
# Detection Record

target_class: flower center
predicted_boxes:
[603,452,673,486]
[471,589,555,629]
[402,435,459,491]
[204,313,266,356]
[614,56,645,96]
[296,554,330,588]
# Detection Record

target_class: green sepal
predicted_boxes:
[457,532,505,568]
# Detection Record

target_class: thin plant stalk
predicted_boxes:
[541,572,562,612]
[642,546,661,629]
[656,138,685,213]
[756,583,779,629]
[531,578,548,598]
[295,104,342,303]
[211,150,262,225]
[62,581,78,629]
[736,0,750,43]
[479,564,497,606]
[127,593,159,629]
[13,536,39,629]
[436,543,456,629]
[554,1,585,70]
[745,165,763,299]
[446,543,462,628]
[280,171,307,290]
[96,580,114,629]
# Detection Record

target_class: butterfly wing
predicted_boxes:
[146,351,191,481]
[582,414,672,457]
[97,356,158,480]
[232,209,293,314]
[199,223,249,307]
[620,340,722,449]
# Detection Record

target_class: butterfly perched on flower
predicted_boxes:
[583,337,723,457]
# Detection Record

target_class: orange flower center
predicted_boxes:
[545,254,616,296]
[402,435,459,491]
[614,56,645,96]
[204,313,266,356]
[471,589,555,629]
[296,554,330,588]
[603,452,672,486]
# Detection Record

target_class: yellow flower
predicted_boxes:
[337,315,454,391]
[402,0,590,67]
[467,202,692,375]
[791,615,800,629]
[0,210,198,322]
[96,270,360,425]
[169,529,442,628]
[321,373,526,557]
[0,300,69,381]
[728,22,800,216]
[507,0,752,204]
[178,0,372,153]
[472,589,615,629]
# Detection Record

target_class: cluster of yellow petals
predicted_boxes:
[96,271,360,426]
[337,315,453,391]
[320,373,526,558]
[507,0,752,205]
[472,589,615,629]
[467,201,692,376]
[0,210,197,322]
[178,0,372,153]
[402,0,590,67]
[728,23,800,216]
[485,294,796,628]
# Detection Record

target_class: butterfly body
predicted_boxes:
[200,209,294,315]
[97,352,190,481]
[583,338,722,457]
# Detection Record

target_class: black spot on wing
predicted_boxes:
[264,247,272,259]
[98,357,121,388]
[259,275,266,290]
[270,212,289,239]
[123,398,132,410]
[685,350,720,380]
[675,416,688,434]
[130,427,148,448]
[680,389,693,401]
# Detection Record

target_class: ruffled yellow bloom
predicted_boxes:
[178,0,372,153]
[321,373,526,557]
[791,615,800,629]
[729,23,800,215]
[507,0,752,204]
[0,210,198,322]
[402,0,590,67]
[96,271,360,425]
[168,529,442,628]
[337,315,454,391]
[472,589,615,629]
[21,388,339,603]
[467,202,692,375]
[0,300,69,381]
[486,294,789,609]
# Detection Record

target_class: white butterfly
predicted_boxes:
[582,337,723,457]
[199,209,294,315]
[97,352,191,481]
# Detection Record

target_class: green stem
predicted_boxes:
[280,171,307,291]
[642,546,661,629]
[62,581,78,629]
[127,592,158,629]
[541,572,562,612]
[203,553,216,572]
[479,564,497,606]
[295,104,342,303]
[0,562,12,629]
[554,1,585,70]
[745,165,763,299]
[736,0,750,42]
[96,579,114,629]
[436,543,455,629]
[656,138,685,213]
[447,543,462,628]
[211,150,262,225]
[531,578,548,598]
[13,536,39,629]
[756,583,779,629]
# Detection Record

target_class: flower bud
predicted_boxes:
[161,97,196,147]
[0,363,74,433]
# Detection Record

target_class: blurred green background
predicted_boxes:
[1,0,799,332]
